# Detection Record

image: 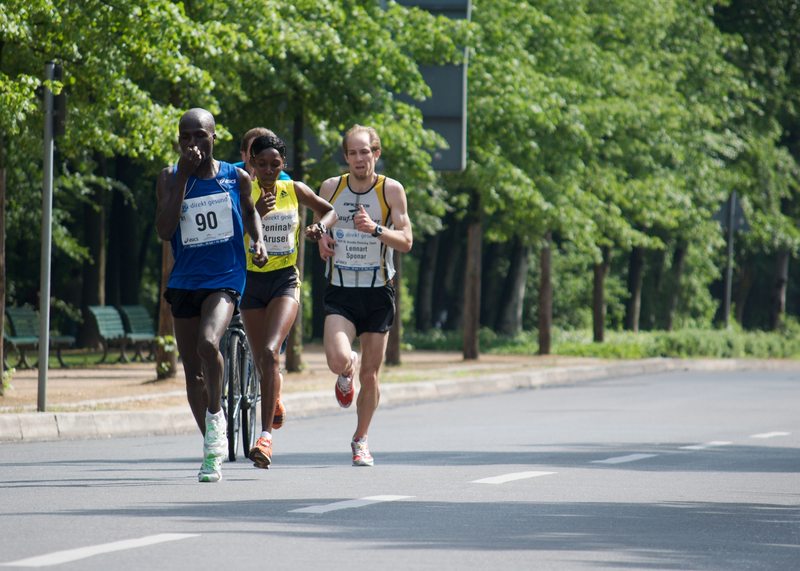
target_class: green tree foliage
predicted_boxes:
[2,0,798,345]
[1,0,466,313]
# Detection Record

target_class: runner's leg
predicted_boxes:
[354,331,389,440]
[323,314,357,376]
[242,297,297,431]
[173,316,205,433]
[197,292,236,414]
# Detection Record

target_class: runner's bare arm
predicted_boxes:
[155,143,205,240]
[155,167,187,241]
[237,167,267,266]
[353,178,412,253]
[316,177,339,259]
[295,181,337,241]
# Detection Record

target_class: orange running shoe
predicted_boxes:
[250,436,273,469]
[335,351,357,408]
[272,399,286,430]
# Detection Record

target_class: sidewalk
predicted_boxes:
[2,344,797,442]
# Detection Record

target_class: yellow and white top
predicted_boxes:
[326,174,395,288]
[246,179,300,273]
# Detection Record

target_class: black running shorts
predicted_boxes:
[323,284,395,336]
[240,266,300,310]
[164,288,240,319]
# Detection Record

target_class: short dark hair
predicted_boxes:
[250,134,287,160]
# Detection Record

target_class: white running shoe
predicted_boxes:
[203,411,228,458]
[198,454,222,483]
[351,436,374,467]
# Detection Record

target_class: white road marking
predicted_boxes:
[750,432,790,439]
[591,453,658,464]
[0,534,198,568]
[290,495,413,514]
[471,471,556,484]
[680,441,732,450]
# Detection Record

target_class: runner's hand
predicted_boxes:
[354,204,376,234]
[318,233,335,261]
[250,240,268,268]
[177,145,203,176]
[257,188,276,214]
[305,223,325,242]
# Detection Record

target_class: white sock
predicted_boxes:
[261,431,272,440]
[206,409,223,421]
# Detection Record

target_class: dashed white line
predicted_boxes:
[750,432,790,439]
[0,534,198,568]
[591,453,658,464]
[290,495,413,514]
[680,441,732,450]
[471,471,556,484]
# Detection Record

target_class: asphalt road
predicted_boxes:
[1,369,798,570]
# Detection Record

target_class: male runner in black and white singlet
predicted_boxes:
[317,124,413,467]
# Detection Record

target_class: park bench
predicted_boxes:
[3,306,75,369]
[118,305,156,362]
[87,305,132,363]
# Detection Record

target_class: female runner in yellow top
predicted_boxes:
[242,133,337,469]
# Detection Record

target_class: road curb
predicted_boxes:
[1,358,795,443]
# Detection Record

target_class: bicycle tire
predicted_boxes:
[225,330,244,461]
[240,342,260,459]
[220,329,233,455]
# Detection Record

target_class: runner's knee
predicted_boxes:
[257,347,280,372]
[327,350,353,375]
[196,337,220,363]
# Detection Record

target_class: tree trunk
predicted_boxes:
[79,182,106,348]
[496,238,530,336]
[770,250,789,330]
[434,220,465,330]
[480,241,503,328]
[462,193,482,360]
[112,156,143,304]
[106,187,122,306]
[0,134,6,381]
[311,244,326,340]
[593,246,612,343]
[642,249,665,331]
[156,241,176,379]
[286,108,306,372]
[386,251,402,365]
[624,246,645,332]
[538,232,552,355]
[415,234,439,331]
[733,259,753,326]
[664,242,687,331]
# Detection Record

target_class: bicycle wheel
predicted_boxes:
[220,330,233,450]
[225,331,243,461]
[240,343,260,459]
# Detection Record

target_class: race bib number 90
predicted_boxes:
[180,193,234,247]
[333,228,381,271]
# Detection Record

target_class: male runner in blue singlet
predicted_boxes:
[156,108,268,483]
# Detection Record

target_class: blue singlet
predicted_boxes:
[167,161,247,294]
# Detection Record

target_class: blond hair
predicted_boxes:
[342,124,381,153]
[240,127,277,153]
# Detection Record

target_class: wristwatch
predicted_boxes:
[316,222,327,234]
[372,224,383,237]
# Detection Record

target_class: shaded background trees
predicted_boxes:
[2,0,799,370]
